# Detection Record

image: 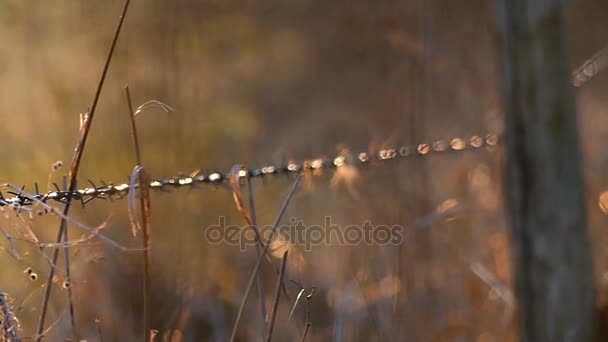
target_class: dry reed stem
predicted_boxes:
[125,86,153,342]
[247,177,269,335]
[231,170,296,331]
[299,287,315,342]
[287,280,315,340]
[266,250,288,342]
[125,86,142,164]
[31,311,65,341]
[299,322,311,342]
[229,174,302,342]
[287,288,306,322]
[35,0,131,339]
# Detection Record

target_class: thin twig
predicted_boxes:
[287,288,306,322]
[35,0,131,339]
[246,177,259,244]
[229,166,264,250]
[61,214,75,333]
[230,169,268,335]
[229,174,302,342]
[287,281,315,339]
[246,175,268,334]
[125,86,153,342]
[299,322,311,342]
[231,172,293,336]
[266,250,288,342]
[31,310,66,341]
[299,288,315,342]
[125,86,142,164]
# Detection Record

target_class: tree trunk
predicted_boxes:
[496,0,596,341]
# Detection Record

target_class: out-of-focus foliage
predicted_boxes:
[0,0,606,340]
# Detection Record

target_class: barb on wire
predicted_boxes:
[572,44,608,87]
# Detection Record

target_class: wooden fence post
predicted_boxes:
[497,0,596,340]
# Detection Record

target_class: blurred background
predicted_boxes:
[0,0,607,340]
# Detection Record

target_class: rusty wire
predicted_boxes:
[0,133,498,209]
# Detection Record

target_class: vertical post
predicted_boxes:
[497,0,596,340]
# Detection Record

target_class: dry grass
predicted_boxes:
[0,1,606,341]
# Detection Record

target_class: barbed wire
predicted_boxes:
[0,133,498,209]
[3,38,605,212]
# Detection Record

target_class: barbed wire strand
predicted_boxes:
[0,133,498,209]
